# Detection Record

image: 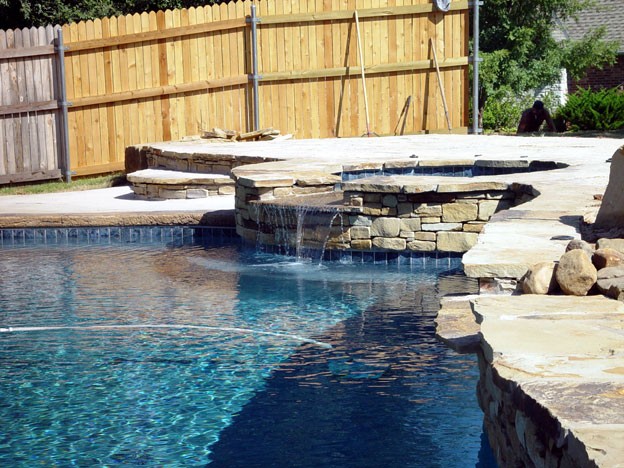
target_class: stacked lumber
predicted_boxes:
[201,127,289,142]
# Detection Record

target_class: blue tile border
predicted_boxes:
[0,226,239,248]
[0,225,463,268]
[254,242,463,267]
[340,164,550,181]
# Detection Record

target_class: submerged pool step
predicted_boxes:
[127,168,235,200]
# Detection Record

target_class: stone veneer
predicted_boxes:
[476,355,604,468]
[126,144,280,200]
[233,164,537,254]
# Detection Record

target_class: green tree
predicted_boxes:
[478,0,618,124]
[0,0,221,29]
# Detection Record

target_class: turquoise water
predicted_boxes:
[0,234,494,466]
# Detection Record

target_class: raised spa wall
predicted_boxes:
[233,160,538,254]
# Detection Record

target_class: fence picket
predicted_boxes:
[0,29,8,175]
[14,29,30,173]
[44,25,57,171]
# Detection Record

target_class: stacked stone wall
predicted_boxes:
[234,175,339,244]
[477,354,600,468]
[341,189,514,253]
[146,150,239,175]
[234,173,523,253]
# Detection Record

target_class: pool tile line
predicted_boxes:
[255,242,463,267]
[1,226,463,267]
[0,226,238,248]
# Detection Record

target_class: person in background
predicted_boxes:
[517,100,556,133]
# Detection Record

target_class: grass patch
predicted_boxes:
[0,173,127,196]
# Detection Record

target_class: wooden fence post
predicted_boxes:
[55,28,72,182]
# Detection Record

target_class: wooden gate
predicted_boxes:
[0,26,71,184]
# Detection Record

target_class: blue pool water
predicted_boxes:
[0,228,495,466]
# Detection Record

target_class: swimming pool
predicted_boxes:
[0,227,496,466]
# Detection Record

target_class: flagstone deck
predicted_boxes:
[1,133,623,466]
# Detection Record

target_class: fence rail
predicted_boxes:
[0,0,470,181]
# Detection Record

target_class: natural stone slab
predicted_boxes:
[342,177,404,193]
[436,180,510,193]
[370,218,401,237]
[158,188,187,199]
[400,218,421,232]
[349,226,371,240]
[596,237,624,253]
[478,199,511,221]
[383,160,419,169]
[127,169,233,185]
[463,219,577,279]
[474,159,529,168]
[556,249,597,296]
[420,216,441,223]
[186,189,209,199]
[421,222,462,232]
[568,426,624,468]
[382,194,398,207]
[418,159,474,167]
[463,222,486,233]
[351,239,372,250]
[295,172,341,187]
[472,293,624,467]
[437,232,478,252]
[435,296,481,353]
[596,265,624,300]
[442,202,478,222]
[349,215,372,226]
[472,294,624,363]
[237,174,295,188]
[342,162,383,172]
[412,232,436,241]
[407,240,436,251]
[414,204,442,216]
[401,182,439,193]
[372,237,406,250]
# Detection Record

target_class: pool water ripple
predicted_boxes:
[0,240,495,466]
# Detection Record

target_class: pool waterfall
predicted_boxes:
[254,199,347,261]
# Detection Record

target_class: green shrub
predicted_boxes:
[482,89,559,133]
[556,87,624,131]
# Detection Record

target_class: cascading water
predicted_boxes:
[255,201,345,262]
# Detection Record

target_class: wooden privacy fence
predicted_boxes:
[0,26,71,184]
[0,0,470,181]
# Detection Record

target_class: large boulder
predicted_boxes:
[592,248,624,270]
[555,249,597,296]
[594,145,624,229]
[521,262,558,295]
[565,239,594,257]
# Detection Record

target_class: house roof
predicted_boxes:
[556,0,624,53]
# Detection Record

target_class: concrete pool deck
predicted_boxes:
[0,185,235,227]
[1,133,623,466]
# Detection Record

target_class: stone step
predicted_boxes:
[127,168,235,200]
